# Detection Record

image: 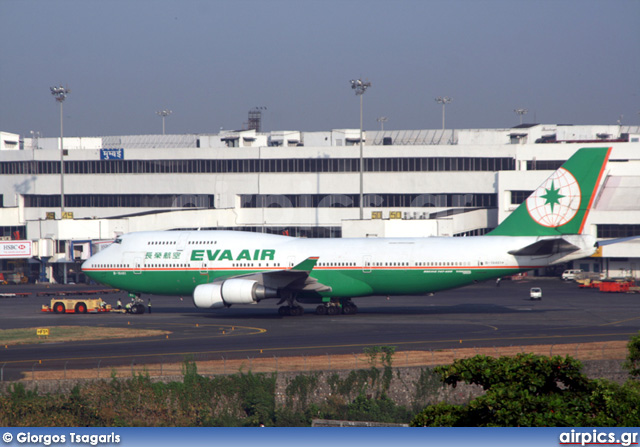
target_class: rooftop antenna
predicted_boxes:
[376,116,388,131]
[514,108,528,125]
[248,106,267,132]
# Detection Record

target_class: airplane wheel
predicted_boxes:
[316,305,327,315]
[136,304,145,314]
[278,306,289,316]
[327,306,339,316]
[343,304,358,315]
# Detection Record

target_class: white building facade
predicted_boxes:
[1,124,639,283]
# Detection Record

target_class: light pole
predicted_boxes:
[50,85,70,215]
[377,116,388,131]
[435,97,452,130]
[514,108,528,125]
[350,78,372,220]
[156,109,172,135]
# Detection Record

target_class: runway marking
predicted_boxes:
[598,316,640,327]
[476,324,499,331]
[3,331,636,366]
[550,315,640,332]
[5,324,267,352]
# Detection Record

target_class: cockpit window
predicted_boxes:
[114,237,123,244]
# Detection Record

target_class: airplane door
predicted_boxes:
[124,252,144,274]
[363,255,372,273]
[134,257,142,275]
[199,261,208,276]
[176,232,190,251]
[288,256,296,268]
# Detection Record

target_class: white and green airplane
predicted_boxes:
[82,147,611,316]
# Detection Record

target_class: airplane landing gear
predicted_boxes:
[341,299,358,315]
[315,298,358,315]
[278,305,304,316]
[126,294,145,314]
[277,291,305,316]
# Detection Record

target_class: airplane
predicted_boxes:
[82,147,611,316]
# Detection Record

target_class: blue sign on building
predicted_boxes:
[100,148,124,160]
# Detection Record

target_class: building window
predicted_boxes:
[511,191,533,205]
[526,160,564,171]
[23,194,215,209]
[239,193,496,208]
[597,224,640,238]
[0,156,516,176]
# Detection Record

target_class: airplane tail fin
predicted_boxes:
[488,147,611,237]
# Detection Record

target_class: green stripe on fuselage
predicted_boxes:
[87,266,526,298]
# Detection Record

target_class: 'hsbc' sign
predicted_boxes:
[0,241,32,258]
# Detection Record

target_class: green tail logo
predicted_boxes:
[488,147,611,236]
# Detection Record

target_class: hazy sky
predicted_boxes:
[1,0,638,137]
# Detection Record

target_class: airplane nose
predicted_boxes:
[81,258,96,276]
[81,258,100,282]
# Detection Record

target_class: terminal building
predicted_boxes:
[0,124,639,284]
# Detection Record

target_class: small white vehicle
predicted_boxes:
[529,287,542,300]
[561,269,583,281]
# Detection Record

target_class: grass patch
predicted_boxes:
[0,326,170,346]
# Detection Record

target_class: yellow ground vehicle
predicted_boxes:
[42,298,111,314]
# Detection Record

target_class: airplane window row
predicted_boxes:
[148,264,187,268]
[309,261,470,268]
[311,261,470,268]
[420,261,468,267]
[231,263,280,268]
[148,241,177,245]
[318,262,356,267]
[373,262,410,267]
[92,261,469,270]
[188,241,217,245]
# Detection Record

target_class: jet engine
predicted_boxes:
[193,279,278,309]
[193,283,225,309]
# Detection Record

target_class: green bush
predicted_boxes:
[623,330,640,379]
[411,353,640,427]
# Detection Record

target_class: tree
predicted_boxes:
[623,330,640,379]
[411,354,640,427]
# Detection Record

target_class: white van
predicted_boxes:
[529,287,542,300]
[561,269,583,281]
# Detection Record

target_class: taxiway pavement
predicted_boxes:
[1,278,639,380]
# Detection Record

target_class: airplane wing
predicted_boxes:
[222,256,332,294]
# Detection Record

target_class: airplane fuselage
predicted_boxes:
[82,230,595,299]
